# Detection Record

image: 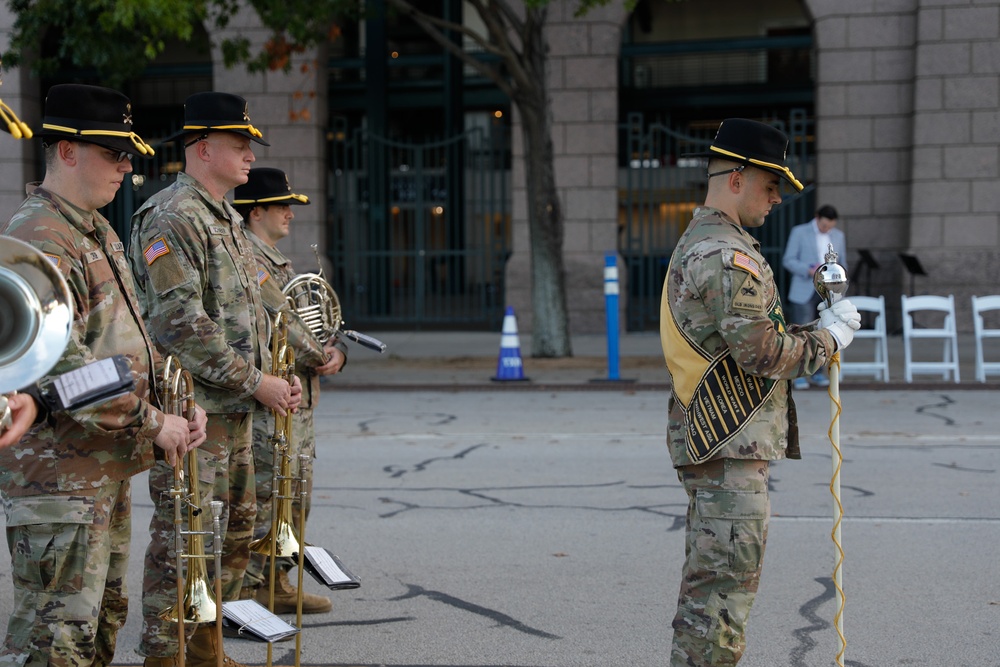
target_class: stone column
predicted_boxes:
[908,1,1000,328]
[807,0,918,327]
[508,0,627,340]
[210,9,330,276]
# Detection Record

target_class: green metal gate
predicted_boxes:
[102,138,186,246]
[619,111,815,331]
[327,121,511,330]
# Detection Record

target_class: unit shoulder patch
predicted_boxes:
[731,271,765,314]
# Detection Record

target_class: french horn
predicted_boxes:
[282,245,386,353]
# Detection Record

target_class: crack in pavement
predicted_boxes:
[390,583,561,639]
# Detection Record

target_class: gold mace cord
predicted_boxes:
[826,351,846,667]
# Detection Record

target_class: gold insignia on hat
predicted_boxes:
[124,104,132,126]
[243,103,250,122]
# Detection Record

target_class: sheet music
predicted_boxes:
[305,546,354,583]
[53,357,124,406]
[221,600,298,640]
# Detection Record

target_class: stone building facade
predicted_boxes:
[2,0,999,343]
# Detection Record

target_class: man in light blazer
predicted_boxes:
[782,204,847,389]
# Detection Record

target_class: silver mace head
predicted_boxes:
[813,243,849,306]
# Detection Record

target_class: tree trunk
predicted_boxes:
[517,13,572,358]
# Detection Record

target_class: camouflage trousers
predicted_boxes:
[138,412,255,658]
[0,480,132,667]
[244,407,316,588]
[670,458,770,667]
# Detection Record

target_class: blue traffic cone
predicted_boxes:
[491,306,529,382]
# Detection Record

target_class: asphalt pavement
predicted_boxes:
[99,384,996,667]
[0,327,996,667]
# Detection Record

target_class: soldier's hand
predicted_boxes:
[0,393,38,449]
[187,404,208,452]
[315,345,346,376]
[254,374,293,416]
[155,413,192,467]
[818,299,862,330]
[288,375,303,413]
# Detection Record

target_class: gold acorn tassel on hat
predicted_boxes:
[0,60,32,139]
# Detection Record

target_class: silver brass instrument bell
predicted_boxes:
[0,237,72,394]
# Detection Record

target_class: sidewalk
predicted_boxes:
[326,329,998,390]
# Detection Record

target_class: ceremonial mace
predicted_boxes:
[813,244,849,667]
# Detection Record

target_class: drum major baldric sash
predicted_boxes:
[661,262,781,464]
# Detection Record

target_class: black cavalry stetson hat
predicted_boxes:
[38,84,154,157]
[690,118,803,191]
[165,91,269,146]
[233,168,309,206]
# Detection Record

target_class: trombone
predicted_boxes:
[160,356,224,667]
[249,311,308,666]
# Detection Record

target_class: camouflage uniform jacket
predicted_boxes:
[129,172,270,414]
[0,185,163,496]
[247,230,347,409]
[660,206,838,468]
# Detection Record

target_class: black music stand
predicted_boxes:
[850,249,880,296]
[898,253,926,296]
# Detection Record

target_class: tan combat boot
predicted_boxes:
[143,657,179,667]
[186,624,248,667]
[256,569,332,614]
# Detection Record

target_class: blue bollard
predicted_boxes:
[604,253,620,381]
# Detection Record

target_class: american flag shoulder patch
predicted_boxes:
[144,237,170,265]
[733,251,760,278]
[43,253,61,268]
[257,267,270,286]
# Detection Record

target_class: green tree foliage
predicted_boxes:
[2,0,222,87]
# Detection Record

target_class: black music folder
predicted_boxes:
[301,546,361,590]
[221,599,299,643]
[41,355,135,412]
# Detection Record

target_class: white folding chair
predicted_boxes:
[971,295,1000,382]
[839,295,889,382]
[901,294,960,383]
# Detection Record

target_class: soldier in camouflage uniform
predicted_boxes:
[659,119,862,666]
[128,93,301,667]
[232,167,348,614]
[0,84,207,667]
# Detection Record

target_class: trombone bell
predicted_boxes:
[160,555,218,624]
[249,513,302,559]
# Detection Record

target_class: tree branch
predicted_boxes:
[384,0,524,99]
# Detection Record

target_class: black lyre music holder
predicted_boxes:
[850,249,880,296]
[898,253,926,296]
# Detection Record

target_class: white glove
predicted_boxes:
[820,307,855,350]
[818,298,862,331]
